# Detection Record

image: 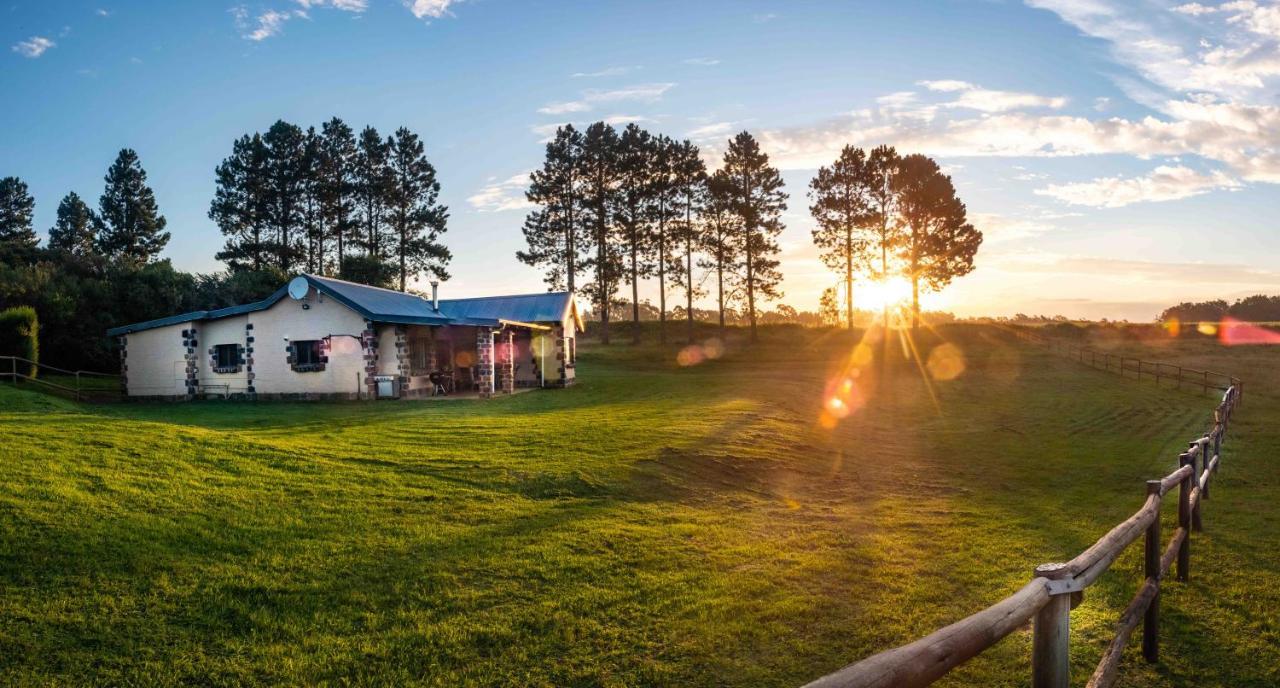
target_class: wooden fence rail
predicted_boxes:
[1012,330,1242,401]
[0,355,120,402]
[803,363,1242,688]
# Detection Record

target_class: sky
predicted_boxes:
[4,0,1280,321]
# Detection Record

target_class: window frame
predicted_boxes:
[212,343,240,374]
[291,339,325,373]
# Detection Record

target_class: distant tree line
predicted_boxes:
[210,118,450,291]
[1160,295,1280,323]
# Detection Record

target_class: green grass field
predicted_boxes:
[1,325,1276,687]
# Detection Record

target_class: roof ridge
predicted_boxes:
[439,290,571,302]
[305,273,431,301]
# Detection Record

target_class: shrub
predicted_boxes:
[0,306,38,377]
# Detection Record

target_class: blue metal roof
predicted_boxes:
[107,275,578,336]
[437,292,577,327]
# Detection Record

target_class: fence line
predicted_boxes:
[0,355,121,402]
[802,366,1242,688]
[1013,329,1243,401]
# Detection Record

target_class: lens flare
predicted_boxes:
[1196,322,1218,336]
[855,277,913,312]
[1164,318,1181,337]
[1218,317,1280,346]
[926,343,966,381]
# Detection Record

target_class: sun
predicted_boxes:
[855,277,913,311]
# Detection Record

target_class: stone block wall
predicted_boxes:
[181,327,199,397]
[476,328,494,398]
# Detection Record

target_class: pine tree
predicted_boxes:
[261,120,307,271]
[616,123,654,344]
[518,124,587,293]
[809,145,876,331]
[0,176,38,250]
[579,122,623,345]
[698,170,739,338]
[300,127,325,274]
[319,118,357,275]
[386,127,450,291]
[355,127,393,262]
[98,149,169,264]
[210,134,271,271]
[720,131,787,343]
[866,145,902,330]
[48,191,100,257]
[670,139,707,344]
[648,134,684,345]
[893,154,982,329]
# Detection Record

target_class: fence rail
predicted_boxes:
[0,355,121,402]
[1014,330,1243,400]
[803,356,1242,688]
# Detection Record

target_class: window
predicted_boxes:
[291,339,324,372]
[212,344,240,373]
[410,338,433,375]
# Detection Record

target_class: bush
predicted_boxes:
[0,306,39,377]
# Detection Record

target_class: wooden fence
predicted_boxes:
[1015,330,1242,400]
[0,355,120,402]
[802,358,1243,688]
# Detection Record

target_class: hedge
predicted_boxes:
[0,306,39,378]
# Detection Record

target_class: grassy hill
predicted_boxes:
[1,325,1276,687]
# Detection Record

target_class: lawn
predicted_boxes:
[0,324,1276,687]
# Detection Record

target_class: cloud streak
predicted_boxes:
[12,36,55,58]
[1035,165,1241,208]
[537,82,676,115]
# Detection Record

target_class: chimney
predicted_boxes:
[431,280,439,312]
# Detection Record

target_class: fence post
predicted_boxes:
[1189,441,1204,531]
[1142,480,1161,662]
[1032,563,1071,688]
[1178,452,1192,582]
[1201,435,1212,499]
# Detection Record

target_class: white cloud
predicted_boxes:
[468,173,533,213]
[1034,164,1241,207]
[240,9,295,41]
[1026,0,1280,102]
[12,36,55,58]
[686,121,737,139]
[918,79,1067,112]
[297,0,368,11]
[537,82,675,115]
[571,66,637,78]
[752,12,778,23]
[683,57,721,66]
[405,0,461,19]
[96,8,111,17]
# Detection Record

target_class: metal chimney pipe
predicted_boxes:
[430,280,439,311]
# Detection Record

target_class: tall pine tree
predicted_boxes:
[579,122,623,345]
[210,134,271,271]
[648,134,684,345]
[893,154,981,329]
[386,127,450,291]
[355,126,392,261]
[721,131,787,343]
[670,139,707,344]
[698,170,739,338]
[98,149,169,264]
[865,145,902,331]
[0,176,38,251]
[518,124,586,293]
[319,118,357,275]
[809,145,876,331]
[616,123,654,344]
[48,191,100,257]
[300,127,325,274]
[261,120,307,271]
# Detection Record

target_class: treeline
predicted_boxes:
[1160,295,1280,323]
[518,123,785,344]
[210,118,450,291]
[518,123,982,345]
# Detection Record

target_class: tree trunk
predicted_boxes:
[399,223,407,291]
[630,224,640,346]
[845,225,854,331]
[658,212,666,345]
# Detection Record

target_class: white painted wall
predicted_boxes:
[123,323,188,397]
[199,315,249,393]
[244,287,368,396]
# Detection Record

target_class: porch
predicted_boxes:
[372,321,565,399]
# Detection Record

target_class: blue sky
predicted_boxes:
[4,0,1280,320]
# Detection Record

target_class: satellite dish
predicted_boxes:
[288,276,310,301]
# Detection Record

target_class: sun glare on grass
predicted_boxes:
[856,277,913,312]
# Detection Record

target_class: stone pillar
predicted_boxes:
[476,327,495,398]
[244,322,256,397]
[361,321,378,399]
[500,330,516,395]
[394,325,410,389]
[118,336,128,397]
[552,324,568,387]
[181,326,200,398]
